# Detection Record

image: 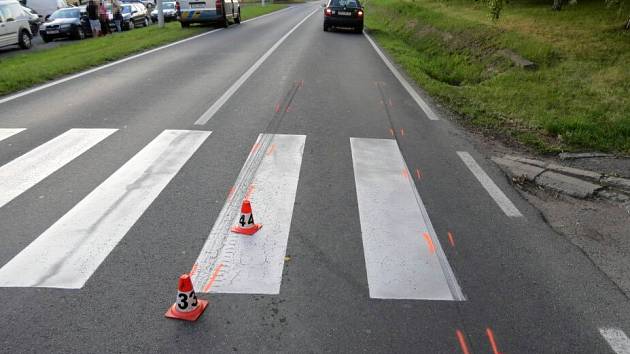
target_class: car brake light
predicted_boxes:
[357,10,363,16]
[325,7,332,16]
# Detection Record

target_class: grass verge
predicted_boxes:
[0,3,287,97]
[365,0,630,154]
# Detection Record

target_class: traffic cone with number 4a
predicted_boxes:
[231,199,262,235]
[165,274,207,321]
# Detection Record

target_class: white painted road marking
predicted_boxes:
[350,138,464,300]
[363,32,440,121]
[192,134,305,294]
[0,130,210,288]
[194,8,318,125]
[600,328,630,354]
[0,129,117,209]
[456,151,523,217]
[0,128,25,142]
[0,5,297,106]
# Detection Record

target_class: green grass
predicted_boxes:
[365,0,630,154]
[0,3,287,97]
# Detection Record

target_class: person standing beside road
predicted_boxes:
[86,0,101,37]
[98,1,110,35]
[112,0,122,32]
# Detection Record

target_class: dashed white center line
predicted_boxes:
[194,8,318,125]
[600,328,630,354]
[456,151,523,217]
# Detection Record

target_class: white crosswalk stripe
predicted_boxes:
[0,128,25,143]
[0,129,117,209]
[601,328,630,354]
[192,134,306,294]
[0,130,210,289]
[0,129,465,300]
[350,138,464,300]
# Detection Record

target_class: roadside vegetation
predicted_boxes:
[0,4,287,97]
[365,0,630,154]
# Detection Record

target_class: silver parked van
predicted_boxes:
[0,0,32,49]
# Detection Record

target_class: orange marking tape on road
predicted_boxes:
[203,263,224,293]
[389,128,394,136]
[486,328,502,354]
[402,168,410,179]
[274,103,280,113]
[250,143,261,154]
[415,168,422,181]
[456,330,471,354]
[448,232,455,247]
[423,232,436,254]
[400,128,405,137]
[266,144,276,156]
[388,98,393,107]
[227,186,236,200]
[286,105,292,113]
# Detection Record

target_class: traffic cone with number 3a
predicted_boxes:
[231,199,262,235]
[165,274,208,321]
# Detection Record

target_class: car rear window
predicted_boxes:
[330,0,360,8]
[50,8,80,19]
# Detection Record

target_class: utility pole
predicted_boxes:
[157,0,164,28]
[262,0,265,6]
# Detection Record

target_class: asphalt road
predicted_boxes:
[1,3,629,353]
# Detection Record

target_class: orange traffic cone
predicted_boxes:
[231,199,262,235]
[165,274,208,321]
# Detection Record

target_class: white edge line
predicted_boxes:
[600,327,630,354]
[0,4,300,106]
[456,151,523,217]
[194,7,318,125]
[363,31,439,121]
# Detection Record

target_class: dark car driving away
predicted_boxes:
[39,7,91,42]
[323,0,363,33]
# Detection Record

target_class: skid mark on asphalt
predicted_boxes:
[192,134,305,294]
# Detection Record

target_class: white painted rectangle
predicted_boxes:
[0,130,210,288]
[0,128,25,143]
[600,328,630,354]
[350,138,464,300]
[0,129,117,209]
[456,151,523,217]
[191,134,305,294]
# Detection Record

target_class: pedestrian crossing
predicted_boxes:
[0,127,469,299]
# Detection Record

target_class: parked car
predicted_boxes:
[150,1,176,22]
[177,0,239,28]
[120,2,149,29]
[22,0,67,18]
[39,6,90,41]
[21,4,43,35]
[0,0,33,49]
[122,0,152,13]
[323,0,363,33]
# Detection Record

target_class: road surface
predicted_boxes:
[0,3,629,353]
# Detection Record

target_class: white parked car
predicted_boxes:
[23,0,67,18]
[0,0,32,49]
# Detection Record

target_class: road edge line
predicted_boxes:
[363,31,440,121]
